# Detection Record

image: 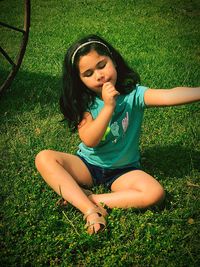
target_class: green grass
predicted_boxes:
[1,0,200,266]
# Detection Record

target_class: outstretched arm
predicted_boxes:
[78,82,120,147]
[144,87,200,107]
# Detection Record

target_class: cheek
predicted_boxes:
[80,77,93,88]
[107,63,117,75]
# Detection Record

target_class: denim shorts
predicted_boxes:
[77,155,140,189]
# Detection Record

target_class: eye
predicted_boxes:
[83,70,93,77]
[97,60,106,69]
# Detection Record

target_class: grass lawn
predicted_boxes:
[1,0,200,266]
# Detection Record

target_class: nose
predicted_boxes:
[95,69,104,81]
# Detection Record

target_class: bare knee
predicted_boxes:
[35,149,55,170]
[145,186,165,207]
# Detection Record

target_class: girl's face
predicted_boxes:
[78,50,117,95]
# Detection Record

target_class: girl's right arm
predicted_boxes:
[78,82,119,147]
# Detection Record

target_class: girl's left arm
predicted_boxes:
[144,87,200,107]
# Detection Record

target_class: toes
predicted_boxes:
[56,198,68,206]
[86,213,101,234]
[87,223,101,235]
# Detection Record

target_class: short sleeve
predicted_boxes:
[132,84,149,109]
[88,97,104,119]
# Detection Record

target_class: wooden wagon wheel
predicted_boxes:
[0,0,30,95]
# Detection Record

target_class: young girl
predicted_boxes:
[35,34,200,235]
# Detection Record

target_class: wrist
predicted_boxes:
[103,103,116,113]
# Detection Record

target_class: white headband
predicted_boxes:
[71,41,111,65]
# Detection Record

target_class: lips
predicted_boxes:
[98,81,107,88]
[98,79,111,87]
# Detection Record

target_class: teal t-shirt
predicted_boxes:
[77,85,148,168]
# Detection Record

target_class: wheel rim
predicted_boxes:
[0,0,30,95]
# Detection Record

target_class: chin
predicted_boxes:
[91,88,102,94]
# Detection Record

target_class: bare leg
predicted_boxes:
[88,170,165,209]
[35,149,107,234]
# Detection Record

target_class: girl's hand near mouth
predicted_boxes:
[102,82,120,108]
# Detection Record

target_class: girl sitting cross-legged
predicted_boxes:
[35,34,200,234]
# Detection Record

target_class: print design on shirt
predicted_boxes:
[110,122,120,143]
[102,127,111,141]
[122,112,129,134]
[101,112,130,143]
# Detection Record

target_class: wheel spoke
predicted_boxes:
[0,46,16,67]
[0,0,30,95]
[0,21,25,34]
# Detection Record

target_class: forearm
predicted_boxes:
[165,87,200,106]
[79,105,114,147]
[145,87,200,106]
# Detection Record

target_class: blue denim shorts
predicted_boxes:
[77,155,140,189]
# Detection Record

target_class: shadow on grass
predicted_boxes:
[141,144,200,210]
[142,144,199,179]
[0,69,61,113]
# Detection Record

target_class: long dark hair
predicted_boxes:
[60,34,140,132]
